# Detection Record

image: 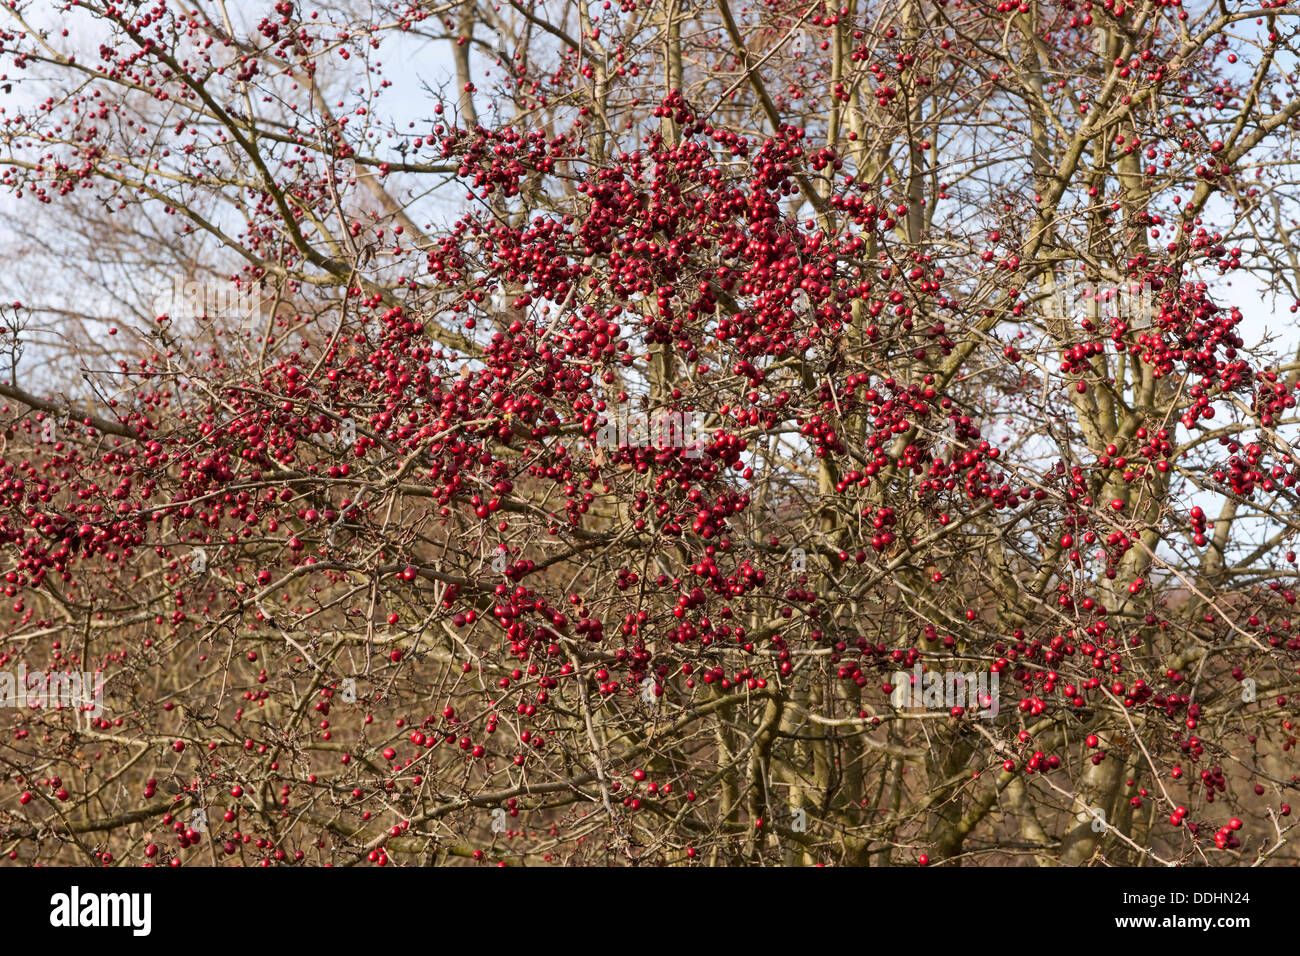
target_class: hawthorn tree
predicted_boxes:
[0,0,1298,866]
